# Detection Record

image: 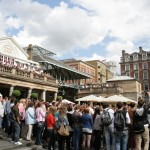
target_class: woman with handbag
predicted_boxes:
[46,106,57,150]
[25,102,36,141]
[56,105,69,150]
[35,101,46,146]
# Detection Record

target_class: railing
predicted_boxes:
[0,65,57,86]
[0,65,12,73]
[78,85,123,94]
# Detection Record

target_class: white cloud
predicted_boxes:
[80,53,105,61]
[0,0,150,68]
[106,40,135,56]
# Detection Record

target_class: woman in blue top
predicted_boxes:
[56,105,69,150]
[25,102,36,141]
[82,107,93,150]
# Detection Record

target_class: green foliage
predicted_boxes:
[31,93,38,99]
[12,90,21,97]
[57,96,62,101]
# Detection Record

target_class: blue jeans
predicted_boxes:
[0,116,3,128]
[73,127,81,150]
[35,122,45,145]
[5,114,10,133]
[47,128,56,150]
[115,130,129,150]
[12,121,20,142]
[104,126,115,150]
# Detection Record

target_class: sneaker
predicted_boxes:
[14,141,22,145]
[19,138,23,141]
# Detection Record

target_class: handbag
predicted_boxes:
[58,124,70,136]
[37,121,43,128]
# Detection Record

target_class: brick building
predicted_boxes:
[61,59,95,85]
[120,47,150,101]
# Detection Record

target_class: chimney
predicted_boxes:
[27,44,33,60]
[122,50,125,57]
[139,46,142,53]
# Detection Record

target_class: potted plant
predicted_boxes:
[31,92,38,100]
[57,96,63,101]
[12,90,21,98]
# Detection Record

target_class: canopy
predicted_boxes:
[104,95,137,103]
[75,95,100,102]
[62,99,75,104]
[97,96,107,102]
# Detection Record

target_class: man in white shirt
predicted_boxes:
[0,93,4,129]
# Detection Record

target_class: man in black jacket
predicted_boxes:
[133,99,150,150]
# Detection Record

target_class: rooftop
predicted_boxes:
[107,76,135,81]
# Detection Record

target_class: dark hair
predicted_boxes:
[28,102,34,108]
[83,108,90,114]
[93,107,100,121]
[14,100,20,105]
[129,102,136,108]
[67,105,73,112]
[123,102,127,106]
[138,100,145,107]
[102,102,109,109]
[116,102,123,109]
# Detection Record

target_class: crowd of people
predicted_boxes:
[0,92,150,150]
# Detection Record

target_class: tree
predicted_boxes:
[57,96,63,101]
[12,90,21,97]
[31,93,38,100]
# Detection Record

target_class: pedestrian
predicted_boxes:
[82,107,93,150]
[72,104,82,150]
[93,107,103,150]
[25,101,36,141]
[0,93,4,130]
[46,106,57,150]
[35,101,46,146]
[133,100,150,150]
[102,102,115,150]
[11,99,22,145]
[114,102,130,150]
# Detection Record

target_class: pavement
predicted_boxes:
[0,129,45,150]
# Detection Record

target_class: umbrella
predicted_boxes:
[97,96,107,102]
[105,95,137,103]
[75,95,100,102]
[62,99,75,104]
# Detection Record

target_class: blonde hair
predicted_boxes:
[59,106,67,115]
[49,106,57,116]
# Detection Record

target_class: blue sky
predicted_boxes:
[1,0,150,74]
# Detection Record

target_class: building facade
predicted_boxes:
[105,61,117,76]
[61,59,96,85]
[120,47,150,92]
[0,37,58,101]
[87,60,114,83]
[107,76,142,101]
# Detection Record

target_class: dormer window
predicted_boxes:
[125,54,130,62]
[133,53,138,61]
[142,53,147,60]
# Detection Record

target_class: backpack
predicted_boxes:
[114,110,126,131]
[101,109,112,126]
[133,111,145,134]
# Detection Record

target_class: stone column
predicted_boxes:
[9,85,14,96]
[27,88,32,98]
[54,92,58,101]
[42,90,46,101]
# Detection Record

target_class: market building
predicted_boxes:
[0,37,91,101]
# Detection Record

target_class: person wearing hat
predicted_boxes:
[0,93,4,130]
